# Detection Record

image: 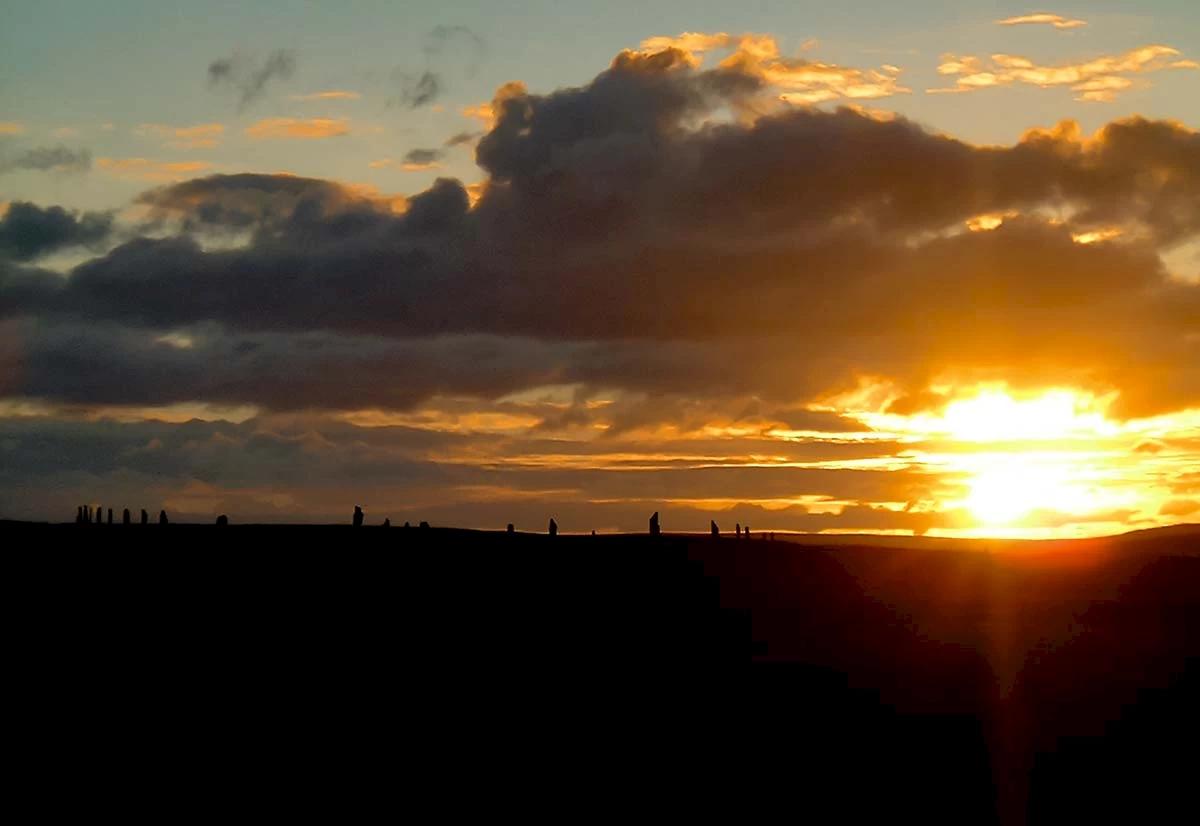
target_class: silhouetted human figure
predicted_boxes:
[216,514,228,526]
[107,508,113,525]
[141,509,148,525]
[382,518,390,527]
[419,521,430,529]
[159,510,168,525]
[736,523,741,537]
[711,520,719,536]
[507,523,514,533]
[353,506,364,527]
[650,511,660,536]
[123,508,130,525]
[549,518,557,536]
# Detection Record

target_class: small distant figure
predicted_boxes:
[419,521,430,529]
[216,514,228,526]
[76,506,84,524]
[107,508,113,525]
[382,518,390,527]
[549,518,558,537]
[123,508,130,525]
[141,509,148,525]
[711,520,719,537]
[507,523,514,533]
[649,511,660,536]
[745,526,750,538]
[353,506,364,527]
[159,510,168,525]
[404,521,411,528]
[592,529,596,536]
[736,523,741,537]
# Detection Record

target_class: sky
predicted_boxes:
[1,1,1199,535]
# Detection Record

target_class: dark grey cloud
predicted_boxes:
[402,147,444,165]
[4,43,1200,419]
[0,202,113,261]
[444,131,482,148]
[0,145,91,174]
[207,49,296,110]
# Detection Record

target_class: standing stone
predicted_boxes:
[419,521,430,529]
[649,511,660,536]
[404,521,411,528]
[216,515,228,526]
[141,509,148,525]
[107,508,113,525]
[123,508,130,525]
[95,507,102,524]
[711,520,719,537]
[745,526,750,538]
[507,523,514,533]
[382,518,390,527]
[736,523,741,537]
[353,506,364,527]
[548,518,557,537]
[159,510,168,525]
[76,506,84,524]
[591,529,596,536]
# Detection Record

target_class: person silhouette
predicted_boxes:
[158,510,168,525]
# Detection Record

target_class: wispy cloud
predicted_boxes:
[0,145,91,174]
[245,118,349,140]
[136,122,226,149]
[996,12,1087,29]
[929,44,1196,101]
[370,148,445,171]
[289,90,362,101]
[207,49,296,111]
[96,157,211,181]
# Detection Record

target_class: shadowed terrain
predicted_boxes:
[3,521,1195,823]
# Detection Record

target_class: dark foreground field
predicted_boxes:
[3,522,1197,824]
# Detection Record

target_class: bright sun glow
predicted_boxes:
[963,458,1096,526]
[936,389,1118,441]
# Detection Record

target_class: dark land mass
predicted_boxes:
[3,521,1196,824]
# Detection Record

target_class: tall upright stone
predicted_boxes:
[736,523,741,537]
[141,509,148,525]
[649,511,660,536]
[353,506,364,527]
[548,518,558,537]
[76,506,84,524]
[159,510,168,525]
[123,508,131,525]
[107,508,113,525]
[711,520,719,537]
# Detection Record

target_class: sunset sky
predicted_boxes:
[2,1,1199,535]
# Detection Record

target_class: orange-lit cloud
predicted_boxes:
[0,122,24,134]
[930,44,1196,100]
[996,13,1087,29]
[640,31,910,104]
[462,81,527,131]
[51,127,77,138]
[137,122,226,149]
[96,157,212,181]
[245,117,349,140]
[289,90,362,101]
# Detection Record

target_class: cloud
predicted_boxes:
[639,31,909,106]
[403,148,444,166]
[0,145,92,174]
[996,13,1087,29]
[289,90,362,101]
[4,45,1200,429]
[207,49,296,111]
[245,118,349,140]
[136,122,226,149]
[0,122,25,135]
[444,131,482,148]
[392,71,441,109]
[51,127,77,138]
[0,202,113,261]
[930,44,1196,100]
[96,158,211,182]
[1159,499,1200,517]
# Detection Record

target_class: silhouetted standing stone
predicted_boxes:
[123,508,130,525]
[549,518,557,537]
[95,507,102,524]
[507,523,514,533]
[419,521,430,529]
[382,518,390,527]
[745,526,750,538]
[711,520,719,536]
[76,506,84,524]
[216,514,228,526]
[108,508,113,525]
[159,510,168,525]
[592,529,596,536]
[404,521,411,528]
[649,511,660,536]
[141,509,148,525]
[736,523,741,537]
[353,506,364,527]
